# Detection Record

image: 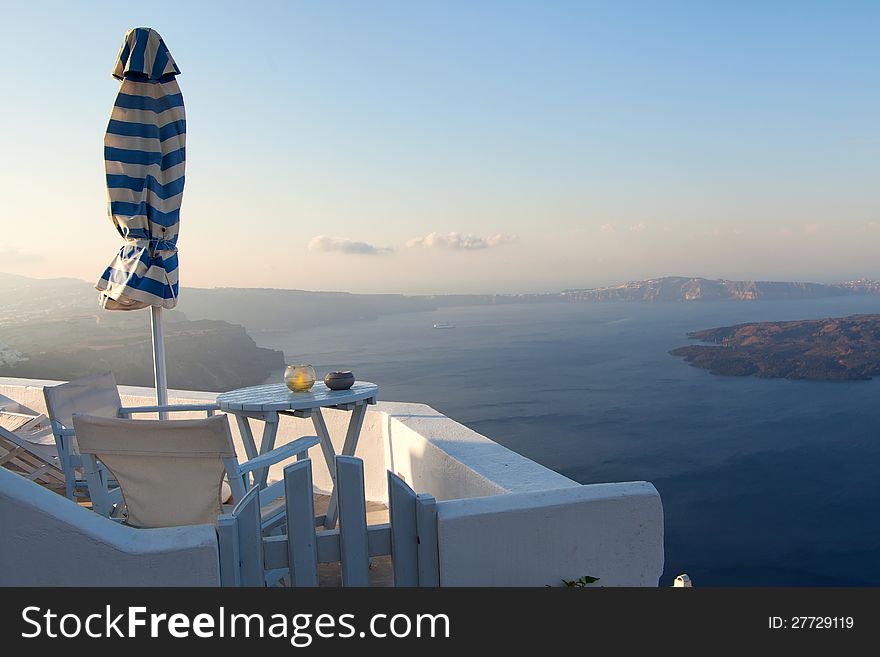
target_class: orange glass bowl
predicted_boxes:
[284,364,316,392]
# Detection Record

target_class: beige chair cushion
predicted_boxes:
[72,413,236,529]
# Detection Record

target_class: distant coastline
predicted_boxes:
[168,276,880,334]
[3,270,880,391]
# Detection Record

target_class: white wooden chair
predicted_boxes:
[71,413,318,531]
[43,372,220,512]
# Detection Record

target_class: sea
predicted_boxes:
[254,296,880,586]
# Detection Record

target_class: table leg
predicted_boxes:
[341,402,368,457]
[234,415,258,487]
[311,409,338,520]
[254,413,280,489]
[318,403,368,529]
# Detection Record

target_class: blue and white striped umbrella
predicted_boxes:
[96,27,184,310]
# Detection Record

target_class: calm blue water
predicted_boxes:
[254,297,880,586]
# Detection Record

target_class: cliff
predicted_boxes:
[0,316,283,392]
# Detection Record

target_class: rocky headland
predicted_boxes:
[671,314,880,381]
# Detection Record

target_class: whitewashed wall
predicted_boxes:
[0,468,219,586]
[436,482,664,586]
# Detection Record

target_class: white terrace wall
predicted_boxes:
[380,401,579,500]
[0,468,219,586]
[436,482,664,586]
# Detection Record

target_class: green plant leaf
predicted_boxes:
[561,575,600,587]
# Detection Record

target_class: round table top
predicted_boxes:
[216,381,378,413]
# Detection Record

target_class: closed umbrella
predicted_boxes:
[96,27,185,410]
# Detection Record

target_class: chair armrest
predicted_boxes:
[118,402,220,416]
[238,436,319,474]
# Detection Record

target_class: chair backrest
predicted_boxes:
[44,372,122,432]
[43,373,124,501]
[72,413,236,529]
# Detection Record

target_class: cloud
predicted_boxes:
[0,246,42,264]
[600,223,648,234]
[406,232,518,251]
[308,236,391,255]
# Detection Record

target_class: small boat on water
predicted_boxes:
[433,322,455,329]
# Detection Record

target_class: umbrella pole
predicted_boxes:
[150,306,169,419]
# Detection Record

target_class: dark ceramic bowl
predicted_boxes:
[324,371,355,390]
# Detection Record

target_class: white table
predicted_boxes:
[216,381,378,528]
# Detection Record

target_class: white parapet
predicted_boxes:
[0,467,220,586]
[436,482,665,587]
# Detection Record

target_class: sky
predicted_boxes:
[0,1,877,294]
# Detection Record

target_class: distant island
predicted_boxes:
[670,314,880,381]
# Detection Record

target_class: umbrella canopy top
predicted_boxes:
[97,27,185,311]
[112,27,180,81]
